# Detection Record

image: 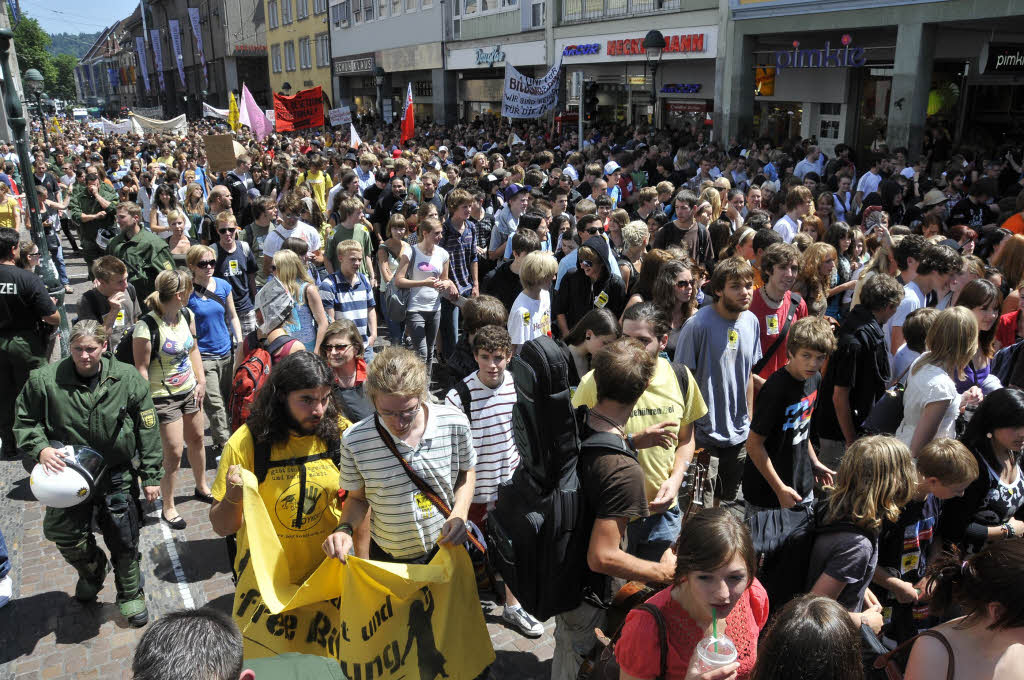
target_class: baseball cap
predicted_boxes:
[503,183,531,201]
[604,161,621,176]
[438,145,449,152]
[254,278,295,335]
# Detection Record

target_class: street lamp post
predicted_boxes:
[0,32,70,357]
[23,68,49,148]
[643,30,666,127]
[374,66,385,122]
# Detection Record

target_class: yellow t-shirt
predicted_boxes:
[297,170,334,214]
[213,419,351,583]
[0,197,18,228]
[572,357,708,505]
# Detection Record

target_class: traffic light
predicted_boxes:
[583,82,599,121]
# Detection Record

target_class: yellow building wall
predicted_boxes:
[265,0,333,100]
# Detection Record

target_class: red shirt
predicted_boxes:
[615,581,770,680]
[997,310,1021,349]
[749,289,808,380]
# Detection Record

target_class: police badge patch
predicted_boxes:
[141,408,157,428]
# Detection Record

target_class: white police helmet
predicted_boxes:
[29,442,108,508]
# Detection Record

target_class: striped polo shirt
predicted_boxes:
[445,372,519,504]
[319,271,375,345]
[339,402,477,559]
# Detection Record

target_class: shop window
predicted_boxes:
[281,0,293,23]
[268,0,279,28]
[271,44,282,72]
[297,0,309,19]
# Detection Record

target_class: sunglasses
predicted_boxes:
[675,279,693,288]
[196,260,216,268]
[583,227,602,235]
[86,174,99,180]
[580,259,594,268]
[324,343,352,352]
[218,227,236,234]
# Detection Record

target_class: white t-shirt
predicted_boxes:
[262,220,322,260]
[895,359,961,448]
[883,281,924,355]
[856,170,882,196]
[507,290,551,345]
[773,214,799,243]
[407,244,450,313]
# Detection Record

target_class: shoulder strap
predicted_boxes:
[637,603,668,680]
[373,415,485,553]
[453,380,473,423]
[253,437,273,484]
[193,281,228,310]
[753,294,800,375]
[580,430,638,462]
[265,334,295,359]
[142,314,160,364]
[670,361,689,402]
[873,629,954,680]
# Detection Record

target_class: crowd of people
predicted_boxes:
[0,113,1023,679]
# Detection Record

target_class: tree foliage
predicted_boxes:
[52,53,77,102]
[9,12,57,86]
[47,31,100,59]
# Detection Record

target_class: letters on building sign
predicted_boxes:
[476,46,506,66]
[334,57,375,75]
[773,34,866,70]
[562,44,601,57]
[660,83,702,94]
[607,34,706,57]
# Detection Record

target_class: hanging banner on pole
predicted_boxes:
[6,0,18,24]
[273,86,325,131]
[350,123,362,148]
[187,8,208,88]
[203,102,229,119]
[168,20,186,88]
[242,84,273,140]
[501,53,564,119]
[107,68,120,91]
[150,30,166,91]
[130,112,188,136]
[135,37,151,93]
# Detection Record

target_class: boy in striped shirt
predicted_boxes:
[320,239,377,363]
[444,325,543,638]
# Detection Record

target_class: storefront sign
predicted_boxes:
[773,34,866,69]
[661,83,701,94]
[984,43,1024,73]
[334,56,375,75]
[562,44,600,57]
[475,46,506,66]
[666,100,708,113]
[608,33,705,57]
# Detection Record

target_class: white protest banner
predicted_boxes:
[350,123,362,148]
[101,118,132,135]
[203,102,229,119]
[328,106,352,127]
[502,53,563,119]
[130,112,188,137]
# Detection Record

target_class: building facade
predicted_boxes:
[266,0,334,104]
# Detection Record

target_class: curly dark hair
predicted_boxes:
[245,351,341,447]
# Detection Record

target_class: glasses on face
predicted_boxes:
[86,174,98,181]
[580,259,594,268]
[197,259,216,268]
[675,279,693,288]
[28,251,40,259]
[583,227,602,235]
[378,404,421,420]
[218,228,235,235]
[325,342,352,352]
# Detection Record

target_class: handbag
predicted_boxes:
[383,247,415,323]
[871,628,955,680]
[579,601,667,680]
[861,364,912,435]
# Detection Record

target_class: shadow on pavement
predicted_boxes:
[149,537,232,584]
[489,650,551,680]
[0,591,113,662]
[4,475,33,502]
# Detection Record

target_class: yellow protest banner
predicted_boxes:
[232,468,495,679]
[229,91,241,132]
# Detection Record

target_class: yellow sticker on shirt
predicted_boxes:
[595,290,609,309]
[115,310,125,327]
[901,552,920,575]
[727,328,739,350]
[766,313,779,336]
[522,310,530,327]
[414,492,436,519]
[229,259,240,275]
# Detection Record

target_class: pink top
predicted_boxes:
[615,580,770,680]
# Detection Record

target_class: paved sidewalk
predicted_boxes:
[0,244,554,680]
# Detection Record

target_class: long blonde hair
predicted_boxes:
[913,306,978,381]
[272,249,313,300]
[145,268,193,317]
[699,186,723,222]
[824,435,916,531]
[852,246,895,307]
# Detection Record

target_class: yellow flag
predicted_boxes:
[228,92,240,132]
[232,468,495,678]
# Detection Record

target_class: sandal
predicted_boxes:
[161,513,187,530]
[64,286,74,294]
[193,489,215,503]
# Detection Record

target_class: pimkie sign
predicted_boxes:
[773,34,866,70]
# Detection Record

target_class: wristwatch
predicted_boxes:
[1003,522,1016,538]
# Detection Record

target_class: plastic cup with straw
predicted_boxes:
[696,606,737,672]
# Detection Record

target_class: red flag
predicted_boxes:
[399,83,414,145]
[272,86,325,132]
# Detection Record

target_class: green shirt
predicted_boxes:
[14,356,164,486]
[68,182,119,241]
[107,227,176,302]
[326,223,372,274]
[244,653,346,679]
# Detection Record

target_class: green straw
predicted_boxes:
[712,607,718,653]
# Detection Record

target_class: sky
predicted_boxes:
[18,0,139,37]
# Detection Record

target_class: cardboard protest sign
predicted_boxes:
[205,134,240,173]
[274,86,326,132]
[328,106,352,127]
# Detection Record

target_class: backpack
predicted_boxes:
[229,335,298,432]
[114,308,194,366]
[452,379,473,423]
[382,247,416,323]
[746,500,875,615]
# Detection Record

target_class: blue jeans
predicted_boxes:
[364,344,375,365]
[626,503,682,562]
[440,297,460,360]
[0,526,9,579]
[50,244,68,285]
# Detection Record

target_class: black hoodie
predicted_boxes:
[553,235,627,333]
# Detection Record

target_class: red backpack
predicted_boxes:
[229,335,297,432]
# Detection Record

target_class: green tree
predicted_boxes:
[51,53,77,102]
[8,11,57,89]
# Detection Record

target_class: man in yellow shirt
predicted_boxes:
[297,154,334,214]
[571,301,707,560]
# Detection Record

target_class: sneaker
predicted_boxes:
[502,604,544,638]
[119,592,149,627]
[74,560,109,603]
[0,574,12,609]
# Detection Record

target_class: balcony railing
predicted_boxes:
[561,0,679,23]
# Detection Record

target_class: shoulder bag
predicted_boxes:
[870,628,954,680]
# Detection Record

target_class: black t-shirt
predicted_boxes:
[578,425,649,600]
[76,284,141,353]
[743,368,820,508]
[0,265,56,331]
[949,197,987,229]
[481,261,522,311]
[213,242,258,313]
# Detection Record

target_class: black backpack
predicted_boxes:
[746,500,875,616]
[113,308,194,365]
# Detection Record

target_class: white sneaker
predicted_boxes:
[0,574,12,609]
[502,604,544,638]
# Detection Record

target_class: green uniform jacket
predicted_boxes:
[107,227,175,302]
[14,356,164,486]
[68,182,119,242]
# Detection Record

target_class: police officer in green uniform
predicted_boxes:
[106,201,174,302]
[14,320,163,626]
[0,227,59,457]
[68,164,119,275]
